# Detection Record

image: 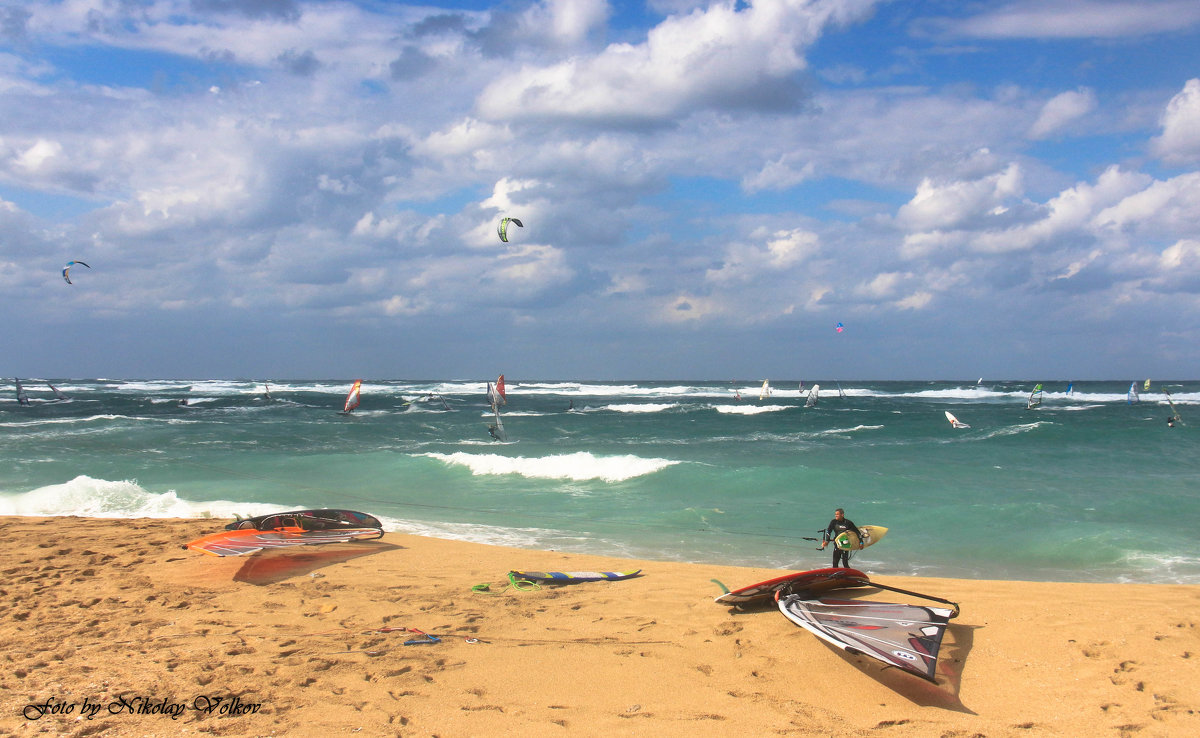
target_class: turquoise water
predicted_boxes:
[2,378,1197,583]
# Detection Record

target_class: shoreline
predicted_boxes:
[2,515,1199,736]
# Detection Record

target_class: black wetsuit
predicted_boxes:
[824,517,861,568]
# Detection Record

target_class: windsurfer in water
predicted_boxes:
[819,508,862,568]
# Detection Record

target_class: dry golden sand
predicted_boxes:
[1,516,1199,737]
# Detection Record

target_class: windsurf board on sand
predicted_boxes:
[714,567,869,606]
[184,527,385,557]
[509,570,642,584]
[834,525,888,552]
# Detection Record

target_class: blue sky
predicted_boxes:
[3,0,1200,380]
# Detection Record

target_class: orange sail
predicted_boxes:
[342,380,362,414]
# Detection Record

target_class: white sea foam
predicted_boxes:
[0,475,284,519]
[979,421,1049,438]
[714,404,791,414]
[420,451,680,482]
[604,403,678,413]
[814,424,884,435]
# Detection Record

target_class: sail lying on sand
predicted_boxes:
[778,594,955,682]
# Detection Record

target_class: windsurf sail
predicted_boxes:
[487,379,506,408]
[1145,378,1152,391]
[1066,382,1073,395]
[836,382,845,398]
[758,379,771,400]
[1127,381,1139,404]
[225,509,383,532]
[47,382,69,401]
[1164,389,1182,424]
[806,383,820,407]
[1026,383,1043,409]
[341,380,362,414]
[15,378,29,406]
[778,594,955,682]
[487,392,508,442]
[487,377,508,441]
[944,410,969,429]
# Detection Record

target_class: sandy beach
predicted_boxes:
[2,516,1198,737]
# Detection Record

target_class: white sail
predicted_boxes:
[487,378,509,441]
[944,410,970,429]
[1027,383,1043,409]
[758,380,771,401]
[805,384,820,407]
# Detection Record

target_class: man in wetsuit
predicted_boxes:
[819,508,861,568]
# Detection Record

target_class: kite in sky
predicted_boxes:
[62,261,90,284]
[835,322,844,333]
[497,217,523,243]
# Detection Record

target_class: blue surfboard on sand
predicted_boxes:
[509,570,641,583]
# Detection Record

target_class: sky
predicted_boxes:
[3,0,1200,381]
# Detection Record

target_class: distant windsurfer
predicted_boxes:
[1168,416,1176,428]
[488,424,500,441]
[819,508,862,568]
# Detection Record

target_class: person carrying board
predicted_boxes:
[819,508,862,568]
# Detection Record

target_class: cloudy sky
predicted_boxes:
[3,0,1200,381]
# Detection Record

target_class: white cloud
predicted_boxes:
[706,228,819,283]
[1094,171,1200,236]
[742,156,816,193]
[895,290,933,310]
[896,164,1023,232]
[14,138,62,172]
[1159,239,1200,270]
[476,0,877,122]
[934,1,1200,40]
[417,118,511,159]
[1029,87,1096,139]
[1151,78,1200,163]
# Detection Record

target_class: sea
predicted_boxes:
[2,378,1197,584]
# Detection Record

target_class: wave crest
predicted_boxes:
[421,451,680,482]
